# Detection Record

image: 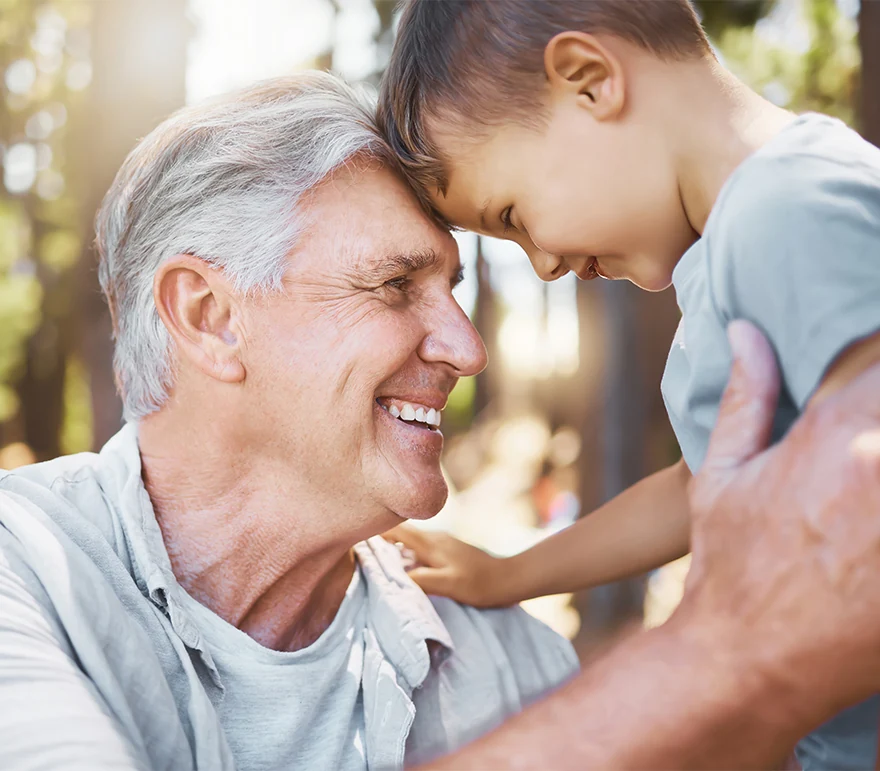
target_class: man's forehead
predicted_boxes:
[299,164,461,271]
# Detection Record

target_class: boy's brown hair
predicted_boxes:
[378,0,711,220]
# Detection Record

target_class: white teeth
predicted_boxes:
[381,400,442,428]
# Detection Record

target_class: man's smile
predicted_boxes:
[374,400,444,454]
[376,397,442,429]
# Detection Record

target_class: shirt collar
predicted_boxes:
[354,537,454,691]
[101,423,224,689]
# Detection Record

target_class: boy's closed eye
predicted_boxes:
[501,206,516,233]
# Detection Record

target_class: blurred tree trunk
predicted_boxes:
[573,280,679,651]
[586,281,648,635]
[70,0,189,448]
[17,212,66,460]
[860,0,880,147]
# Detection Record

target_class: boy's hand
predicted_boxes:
[382,525,512,608]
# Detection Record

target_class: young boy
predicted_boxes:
[377,1,880,769]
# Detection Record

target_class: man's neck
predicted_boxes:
[669,60,795,235]
[137,411,365,651]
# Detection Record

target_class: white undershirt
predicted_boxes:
[178,566,368,771]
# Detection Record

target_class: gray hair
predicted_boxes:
[96,71,399,421]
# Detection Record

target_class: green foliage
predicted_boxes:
[0,198,41,422]
[0,275,42,421]
[445,375,477,430]
[694,0,776,40]
[0,200,27,270]
[710,0,860,124]
[39,228,79,272]
[1,0,92,438]
[60,355,92,454]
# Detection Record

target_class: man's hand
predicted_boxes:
[681,319,880,728]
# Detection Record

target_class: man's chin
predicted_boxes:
[393,476,449,521]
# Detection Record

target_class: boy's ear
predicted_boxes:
[544,32,625,121]
[153,254,247,385]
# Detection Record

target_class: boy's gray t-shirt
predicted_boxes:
[661,113,880,770]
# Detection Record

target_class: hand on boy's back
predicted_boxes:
[680,320,880,717]
[383,526,510,608]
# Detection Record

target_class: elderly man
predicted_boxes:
[0,73,578,771]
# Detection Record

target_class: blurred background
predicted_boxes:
[1,0,877,656]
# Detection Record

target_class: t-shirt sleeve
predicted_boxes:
[711,148,880,408]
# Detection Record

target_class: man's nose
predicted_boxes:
[527,246,569,282]
[418,299,488,377]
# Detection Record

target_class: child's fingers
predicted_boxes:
[405,566,452,598]
[381,523,440,564]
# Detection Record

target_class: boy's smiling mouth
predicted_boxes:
[576,257,603,281]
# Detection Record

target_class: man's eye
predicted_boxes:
[500,207,515,233]
[383,276,411,292]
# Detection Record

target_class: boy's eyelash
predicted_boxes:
[501,207,514,232]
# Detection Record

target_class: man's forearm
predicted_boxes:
[419,610,808,771]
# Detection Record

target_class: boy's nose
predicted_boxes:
[527,247,569,282]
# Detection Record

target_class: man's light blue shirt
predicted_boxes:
[0,424,578,770]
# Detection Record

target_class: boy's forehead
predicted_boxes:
[434,124,523,207]
[430,183,482,233]
[430,158,499,234]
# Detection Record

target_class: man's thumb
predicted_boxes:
[702,320,780,473]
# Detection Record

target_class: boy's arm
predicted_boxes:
[389,459,691,607]
[505,458,691,602]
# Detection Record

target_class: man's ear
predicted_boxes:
[153,254,246,384]
[544,31,625,121]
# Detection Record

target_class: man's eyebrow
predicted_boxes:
[357,249,445,282]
